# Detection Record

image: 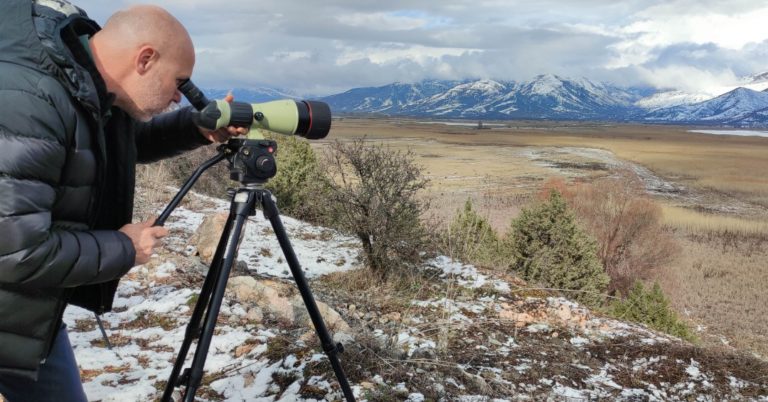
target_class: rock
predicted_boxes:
[555,304,573,322]
[228,276,261,302]
[383,312,401,323]
[226,277,295,323]
[245,307,263,323]
[226,277,351,333]
[512,312,536,328]
[333,331,355,346]
[192,212,229,265]
[359,381,376,390]
[411,347,436,359]
[235,344,255,357]
[292,297,352,334]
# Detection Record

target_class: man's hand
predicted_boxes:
[197,93,248,142]
[119,219,169,266]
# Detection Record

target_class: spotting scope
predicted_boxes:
[178,79,331,140]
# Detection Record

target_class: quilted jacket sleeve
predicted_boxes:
[0,73,135,289]
[135,106,212,163]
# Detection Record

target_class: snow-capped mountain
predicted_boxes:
[319,80,460,113]
[493,75,643,119]
[322,75,646,120]
[644,87,768,124]
[411,79,509,116]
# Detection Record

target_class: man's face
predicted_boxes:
[123,47,194,121]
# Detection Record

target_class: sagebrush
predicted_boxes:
[317,138,430,279]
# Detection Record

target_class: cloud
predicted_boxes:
[70,0,768,95]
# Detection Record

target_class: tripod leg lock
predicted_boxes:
[323,342,345,355]
[176,368,191,387]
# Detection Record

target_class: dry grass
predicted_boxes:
[662,204,768,236]
[657,232,768,357]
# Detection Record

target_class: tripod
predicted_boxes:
[154,139,355,402]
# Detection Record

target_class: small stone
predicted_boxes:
[235,344,255,358]
[359,381,375,390]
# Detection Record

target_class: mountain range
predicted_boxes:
[203,73,768,127]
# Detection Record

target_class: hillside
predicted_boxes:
[60,187,768,401]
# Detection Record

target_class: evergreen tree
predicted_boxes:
[445,199,501,266]
[609,281,695,341]
[506,190,608,307]
[265,133,322,220]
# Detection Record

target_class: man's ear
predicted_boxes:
[135,46,158,75]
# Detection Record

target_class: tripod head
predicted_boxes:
[219,138,277,185]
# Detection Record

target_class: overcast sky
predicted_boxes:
[73,0,768,96]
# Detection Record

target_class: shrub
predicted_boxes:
[608,281,695,341]
[505,190,608,307]
[443,199,504,267]
[541,172,679,296]
[264,132,323,220]
[317,138,430,279]
[153,145,233,199]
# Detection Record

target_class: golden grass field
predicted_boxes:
[316,117,768,358]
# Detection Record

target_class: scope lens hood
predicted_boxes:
[296,101,331,139]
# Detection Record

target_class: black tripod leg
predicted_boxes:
[180,190,257,402]
[161,192,245,402]
[260,191,356,402]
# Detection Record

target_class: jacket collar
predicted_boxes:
[0,0,113,119]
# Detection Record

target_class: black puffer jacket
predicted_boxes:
[0,0,211,379]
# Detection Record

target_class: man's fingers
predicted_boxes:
[151,226,169,238]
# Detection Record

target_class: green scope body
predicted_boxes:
[194,99,331,140]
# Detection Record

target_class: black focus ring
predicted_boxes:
[295,101,311,136]
[229,102,254,127]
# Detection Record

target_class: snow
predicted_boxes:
[635,90,711,110]
[528,74,564,96]
[688,129,768,138]
[163,198,361,279]
[645,87,768,123]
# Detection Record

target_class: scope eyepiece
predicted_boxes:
[178,79,210,111]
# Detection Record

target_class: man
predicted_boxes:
[0,1,242,400]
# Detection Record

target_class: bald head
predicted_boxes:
[100,5,193,61]
[90,4,195,120]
